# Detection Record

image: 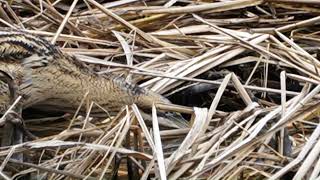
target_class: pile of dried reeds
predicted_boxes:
[1,0,320,179]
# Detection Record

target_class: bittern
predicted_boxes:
[0,30,188,129]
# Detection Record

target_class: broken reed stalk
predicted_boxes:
[1,0,320,179]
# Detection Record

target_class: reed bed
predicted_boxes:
[1,0,320,179]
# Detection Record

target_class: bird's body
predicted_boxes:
[0,30,175,120]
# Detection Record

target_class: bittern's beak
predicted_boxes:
[159,112,189,129]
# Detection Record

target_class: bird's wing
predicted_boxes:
[0,30,61,66]
[0,30,62,94]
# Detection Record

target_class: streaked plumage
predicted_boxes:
[0,30,188,128]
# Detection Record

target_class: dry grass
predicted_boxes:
[1,0,320,179]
